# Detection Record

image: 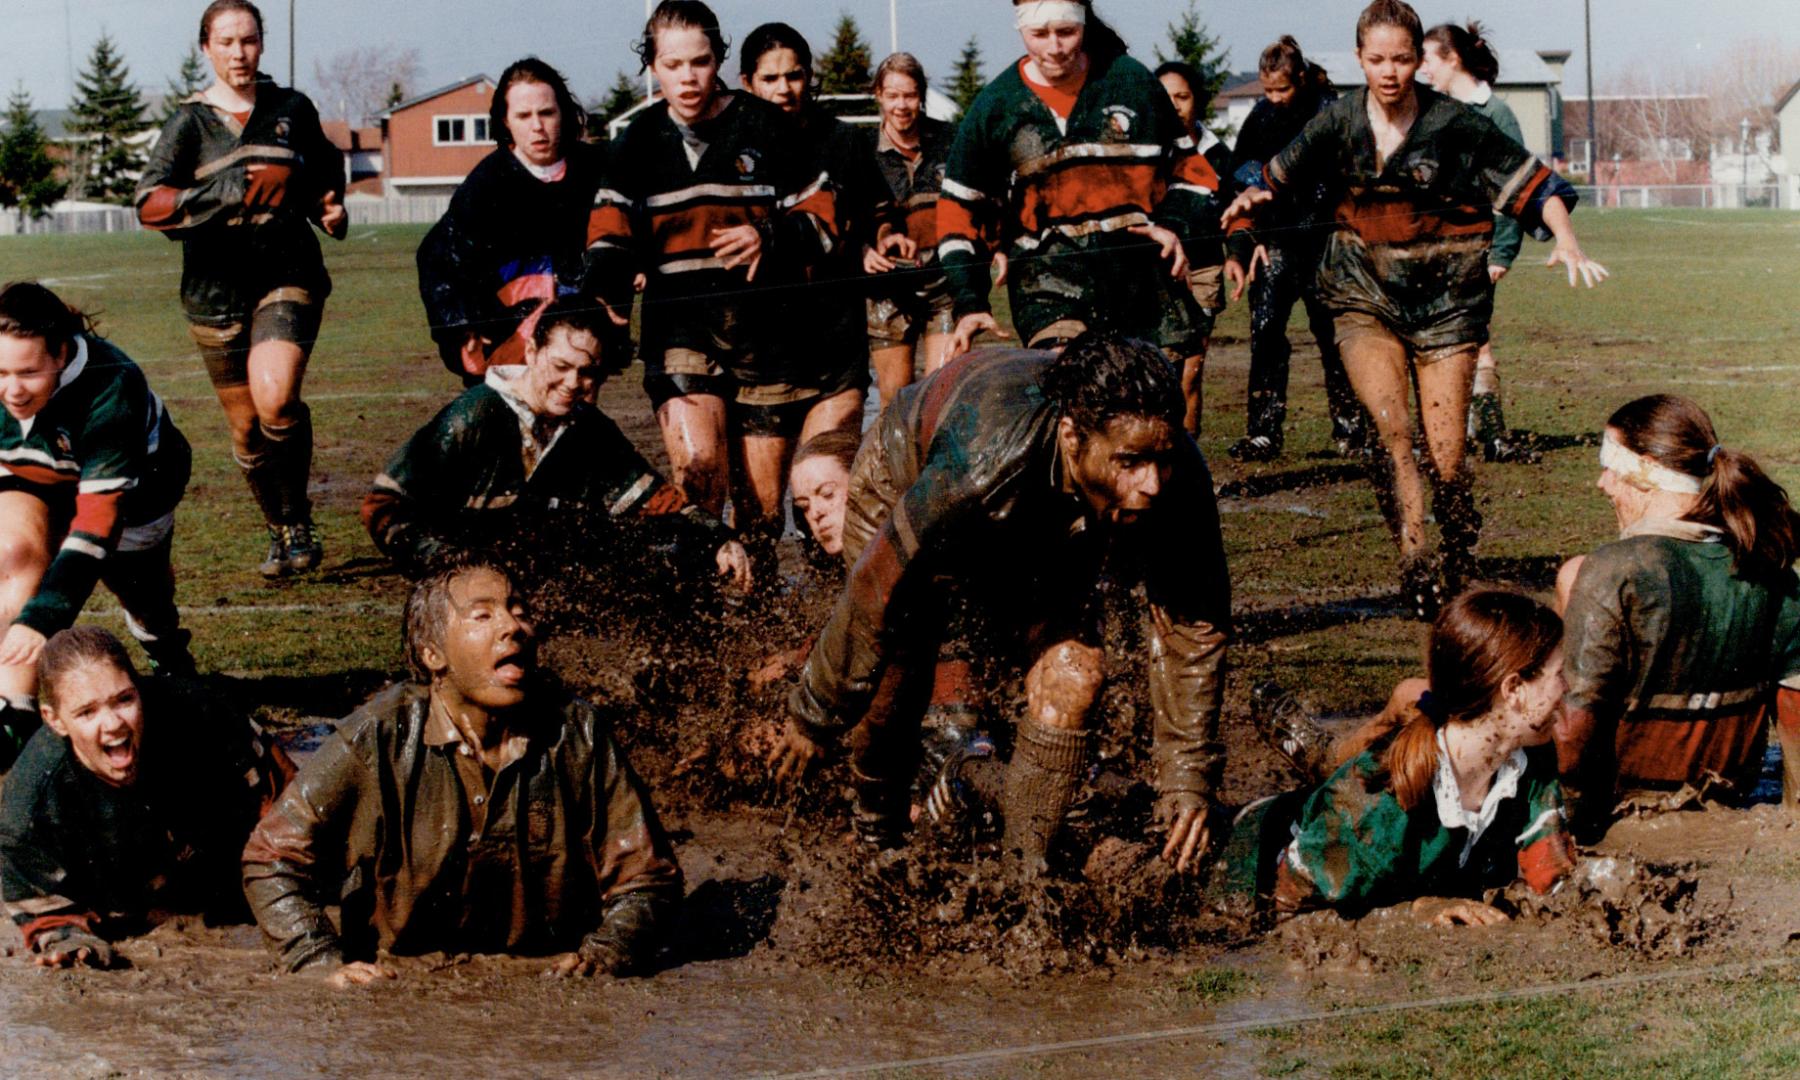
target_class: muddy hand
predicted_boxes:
[1413,897,1510,927]
[33,946,101,969]
[768,718,824,784]
[716,540,753,590]
[1159,806,1213,873]
[1128,223,1188,279]
[710,225,764,282]
[942,312,1008,367]
[326,961,397,988]
[544,952,604,978]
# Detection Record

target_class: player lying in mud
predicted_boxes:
[770,332,1231,875]
[361,295,751,588]
[241,555,682,986]
[0,627,291,968]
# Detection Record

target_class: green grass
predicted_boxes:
[1176,964,1256,1002]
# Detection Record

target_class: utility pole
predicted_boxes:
[289,0,296,86]
[645,0,655,99]
[890,0,899,55]
[1584,0,1595,180]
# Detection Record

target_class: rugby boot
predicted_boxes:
[1433,475,1483,602]
[1399,551,1444,622]
[0,699,42,773]
[1250,681,1330,781]
[1228,434,1282,463]
[283,520,324,573]
[849,764,910,850]
[923,729,998,826]
[139,628,198,678]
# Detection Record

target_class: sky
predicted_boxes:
[5,0,1799,114]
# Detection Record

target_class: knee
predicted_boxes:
[1025,641,1104,731]
[1555,556,1586,614]
[0,530,50,582]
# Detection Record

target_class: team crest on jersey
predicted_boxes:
[274,118,291,143]
[54,430,73,457]
[1103,106,1136,137]
[735,150,760,176]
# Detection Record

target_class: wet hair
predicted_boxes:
[490,57,587,156]
[635,0,729,74]
[1040,331,1184,441]
[528,294,611,352]
[873,52,928,97]
[38,626,138,712]
[741,22,812,80]
[1424,21,1500,86]
[403,552,522,683]
[1355,0,1423,53]
[1337,590,1562,811]
[1012,0,1128,65]
[0,281,95,362]
[199,0,264,46]
[1608,395,1800,576]
[791,428,861,478]
[1258,36,1331,92]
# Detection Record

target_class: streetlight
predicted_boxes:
[1741,116,1751,208]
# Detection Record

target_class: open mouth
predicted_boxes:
[493,647,531,686]
[100,732,135,770]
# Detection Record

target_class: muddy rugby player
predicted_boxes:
[242,557,682,986]
[771,333,1231,875]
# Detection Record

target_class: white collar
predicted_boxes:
[512,151,567,182]
[1469,82,1493,107]
[1197,126,1222,154]
[1620,517,1724,544]
[57,335,90,393]
[484,365,538,421]
[1432,727,1527,867]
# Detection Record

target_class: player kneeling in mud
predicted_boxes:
[769,333,1231,875]
[361,296,752,588]
[242,555,682,986]
[1228,591,1576,924]
[0,627,291,969]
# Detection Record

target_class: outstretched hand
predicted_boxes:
[767,718,825,784]
[710,225,764,282]
[1226,244,1270,302]
[1155,794,1214,873]
[941,311,1009,366]
[0,624,47,669]
[1412,896,1510,927]
[1219,187,1273,229]
[1128,223,1189,279]
[325,961,396,989]
[1546,243,1608,288]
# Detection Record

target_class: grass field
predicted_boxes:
[3,209,1800,1074]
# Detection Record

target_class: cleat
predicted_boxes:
[924,730,996,826]
[1227,434,1282,463]
[1250,681,1330,779]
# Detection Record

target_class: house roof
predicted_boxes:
[320,120,381,152]
[1216,73,1263,101]
[1777,79,1800,116]
[380,75,492,118]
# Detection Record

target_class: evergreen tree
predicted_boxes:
[1155,1,1230,121]
[949,37,986,116]
[160,45,207,125]
[591,72,642,138]
[67,33,148,203]
[817,14,873,95]
[0,86,69,219]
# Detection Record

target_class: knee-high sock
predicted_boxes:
[103,537,184,644]
[1001,716,1094,872]
[260,403,314,524]
[234,432,286,527]
[1468,364,1505,444]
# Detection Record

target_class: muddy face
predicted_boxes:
[790,454,849,555]
[0,333,64,421]
[1021,21,1086,85]
[42,659,145,787]
[1062,415,1177,526]
[425,568,538,710]
[202,8,263,91]
[1493,648,1566,750]
[1356,25,1420,109]
[523,325,603,416]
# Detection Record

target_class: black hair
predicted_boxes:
[0,281,95,360]
[741,22,812,80]
[403,552,525,683]
[490,57,588,157]
[1423,21,1500,86]
[1040,331,1184,440]
[199,0,263,46]
[1355,0,1423,53]
[1153,60,1207,108]
[635,0,729,74]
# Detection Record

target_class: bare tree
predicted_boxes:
[311,45,423,124]
[1606,66,1713,182]
[1700,38,1800,160]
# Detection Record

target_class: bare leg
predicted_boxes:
[0,492,52,700]
[1340,333,1426,555]
[799,388,865,445]
[1416,348,1480,591]
[1180,347,1207,438]
[870,343,914,411]
[737,433,795,528]
[919,331,953,378]
[656,395,730,516]
[1001,640,1103,872]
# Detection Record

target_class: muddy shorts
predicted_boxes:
[1332,310,1484,366]
[867,272,957,347]
[1186,264,1227,317]
[187,288,323,389]
[645,347,822,439]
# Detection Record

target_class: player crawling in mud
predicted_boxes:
[0,627,291,969]
[1234,591,1576,924]
[769,333,1231,875]
[242,555,682,986]
[361,295,752,587]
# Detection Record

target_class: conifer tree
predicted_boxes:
[67,33,148,203]
[949,37,986,115]
[592,72,642,138]
[0,87,69,219]
[817,14,873,95]
[160,45,207,125]
[1154,2,1229,121]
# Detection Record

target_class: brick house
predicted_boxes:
[376,75,496,198]
[320,120,384,196]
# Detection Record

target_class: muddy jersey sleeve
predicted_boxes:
[1261,102,1347,200]
[361,398,478,573]
[937,94,1009,321]
[1279,754,1414,910]
[1514,756,1576,893]
[0,746,104,955]
[583,146,639,318]
[1558,553,1637,775]
[581,411,733,544]
[241,717,381,972]
[1456,107,1568,240]
[760,111,839,267]
[577,709,683,974]
[134,108,249,236]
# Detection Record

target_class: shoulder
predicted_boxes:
[72,336,149,418]
[0,728,75,823]
[1096,52,1154,88]
[616,101,672,147]
[269,83,324,121]
[965,63,1026,121]
[1574,535,1682,587]
[464,148,519,185]
[337,682,423,746]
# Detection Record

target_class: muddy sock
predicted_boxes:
[961,757,1007,813]
[234,438,287,526]
[1000,717,1094,874]
[849,764,909,848]
[261,404,314,524]
[0,696,42,771]
[1432,473,1482,593]
[1469,390,1506,446]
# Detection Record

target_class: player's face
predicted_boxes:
[1418,41,1457,93]
[654,26,720,125]
[1596,427,1653,530]
[1494,649,1566,749]
[1357,25,1420,108]
[1259,71,1296,108]
[745,48,809,115]
[42,659,145,788]
[791,454,851,555]
[505,80,563,167]
[877,74,922,135]
[1159,72,1196,128]
[1062,414,1178,526]
[524,325,602,417]
[425,568,537,712]
[0,333,63,421]
[1021,22,1086,83]
[203,9,263,91]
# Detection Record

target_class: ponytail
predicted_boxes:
[1608,394,1800,575]
[1424,20,1500,86]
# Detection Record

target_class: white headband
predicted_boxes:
[1015,1,1087,29]
[1600,433,1704,494]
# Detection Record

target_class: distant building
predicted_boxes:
[376,75,496,198]
[1560,93,1715,184]
[1776,80,1800,208]
[320,120,384,196]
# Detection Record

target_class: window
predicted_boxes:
[432,114,492,146]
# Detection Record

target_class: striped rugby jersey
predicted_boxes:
[936,52,1221,324]
[1,335,186,635]
[135,77,345,326]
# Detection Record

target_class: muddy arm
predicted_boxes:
[1145,604,1228,815]
[581,715,683,975]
